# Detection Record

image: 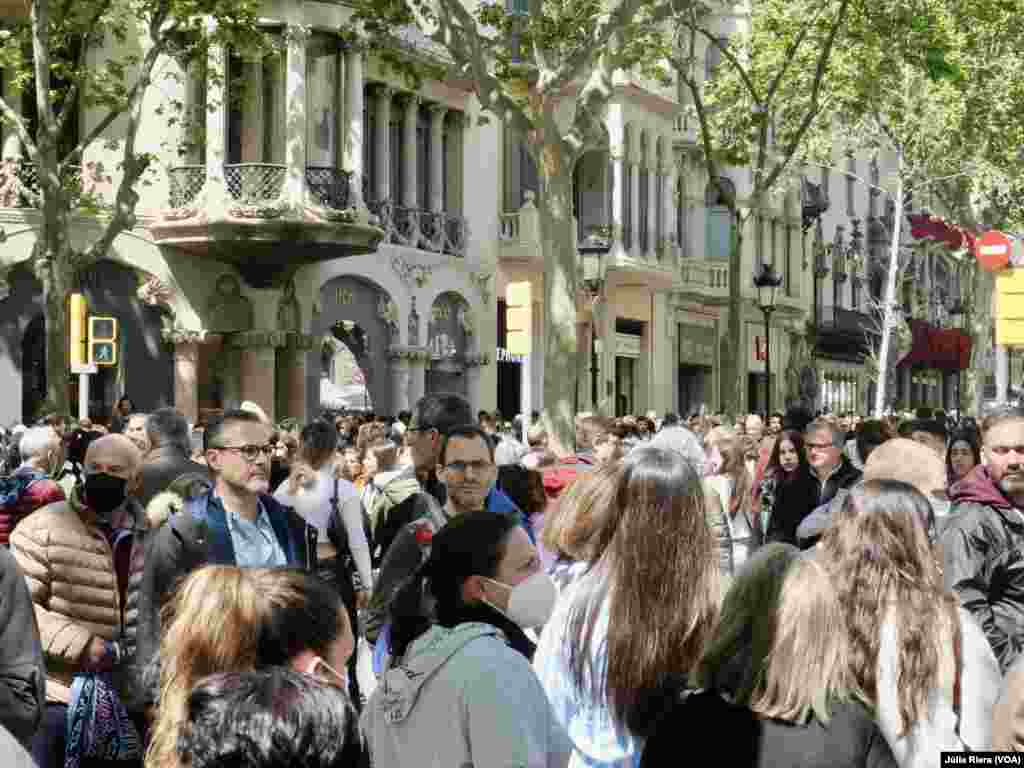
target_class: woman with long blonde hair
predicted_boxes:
[643,544,896,767]
[821,480,1000,765]
[533,446,720,767]
[145,566,356,768]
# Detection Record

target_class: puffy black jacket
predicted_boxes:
[942,465,1024,672]
[767,457,861,547]
[0,546,45,747]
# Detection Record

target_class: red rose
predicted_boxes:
[414,526,433,545]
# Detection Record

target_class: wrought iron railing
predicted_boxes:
[0,161,83,208]
[367,197,466,256]
[306,166,353,210]
[168,165,206,208]
[223,163,286,203]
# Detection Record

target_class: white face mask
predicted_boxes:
[483,572,558,629]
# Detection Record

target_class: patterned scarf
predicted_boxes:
[64,673,141,768]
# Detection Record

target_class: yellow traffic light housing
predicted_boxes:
[505,282,533,356]
[88,316,119,366]
[69,294,88,367]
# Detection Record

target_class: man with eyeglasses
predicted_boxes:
[767,419,861,546]
[138,410,318,687]
[943,405,1024,671]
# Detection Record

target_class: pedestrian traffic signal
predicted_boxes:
[505,282,532,356]
[88,316,118,366]
[68,294,88,367]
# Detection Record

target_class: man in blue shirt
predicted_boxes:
[137,410,317,691]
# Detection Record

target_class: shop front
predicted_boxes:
[677,322,717,417]
[895,319,972,411]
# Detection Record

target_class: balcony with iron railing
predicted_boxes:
[153,162,384,287]
[0,160,86,208]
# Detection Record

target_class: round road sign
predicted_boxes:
[977,230,1012,272]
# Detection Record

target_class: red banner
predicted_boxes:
[897,319,972,371]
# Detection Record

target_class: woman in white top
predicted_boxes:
[704,427,760,570]
[274,420,373,705]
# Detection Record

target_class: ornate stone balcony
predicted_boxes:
[0,159,89,208]
[152,163,384,287]
[366,198,467,257]
[677,259,730,304]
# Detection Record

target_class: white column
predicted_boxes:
[374,86,392,203]
[389,353,411,413]
[343,46,365,210]
[402,95,419,209]
[182,58,205,165]
[666,162,678,261]
[611,147,625,257]
[205,35,229,212]
[646,146,657,259]
[284,25,310,207]
[240,59,264,162]
[429,105,447,212]
[630,159,640,257]
[997,345,1010,403]
[2,69,22,160]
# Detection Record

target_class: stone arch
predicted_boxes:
[425,290,473,397]
[304,258,409,342]
[309,274,399,416]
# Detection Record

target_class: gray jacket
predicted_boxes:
[362,623,571,768]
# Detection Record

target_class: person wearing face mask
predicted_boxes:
[0,426,66,548]
[10,434,155,768]
[364,510,570,768]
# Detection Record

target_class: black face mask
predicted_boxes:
[84,473,128,516]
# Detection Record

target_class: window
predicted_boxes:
[755,216,765,269]
[306,34,341,167]
[226,37,285,164]
[655,164,664,256]
[704,36,728,81]
[623,134,633,249]
[705,177,734,261]
[820,166,830,207]
[784,224,794,297]
[417,107,430,210]
[390,114,403,203]
[363,98,375,201]
[677,177,687,257]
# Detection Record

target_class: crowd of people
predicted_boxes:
[1,393,1024,767]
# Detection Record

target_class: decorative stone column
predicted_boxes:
[163,331,207,427]
[646,146,657,260]
[429,105,447,212]
[407,348,429,407]
[284,24,311,208]
[665,161,678,262]
[401,95,420,243]
[232,331,285,421]
[205,31,229,213]
[464,353,490,414]
[277,333,315,420]
[387,347,414,414]
[374,86,392,203]
[1,69,21,160]
[630,157,640,258]
[343,45,366,211]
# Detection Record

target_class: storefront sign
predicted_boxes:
[678,324,716,367]
[496,347,525,364]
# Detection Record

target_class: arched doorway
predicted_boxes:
[426,291,472,397]
[310,276,397,416]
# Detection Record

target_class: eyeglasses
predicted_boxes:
[213,444,274,462]
[443,460,493,476]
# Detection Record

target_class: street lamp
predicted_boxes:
[579,230,611,410]
[753,262,783,416]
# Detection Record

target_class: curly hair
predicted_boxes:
[820,479,959,736]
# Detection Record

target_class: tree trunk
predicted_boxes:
[964,263,993,417]
[536,154,579,453]
[722,209,748,416]
[872,147,904,418]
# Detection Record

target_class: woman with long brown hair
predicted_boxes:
[643,544,896,767]
[705,427,760,569]
[757,429,808,535]
[533,446,720,767]
[145,566,357,768]
[821,480,1001,765]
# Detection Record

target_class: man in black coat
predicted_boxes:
[137,408,209,508]
[0,546,45,748]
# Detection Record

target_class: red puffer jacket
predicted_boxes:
[0,470,65,547]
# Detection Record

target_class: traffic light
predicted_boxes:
[68,293,88,368]
[88,316,119,366]
[505,282,532,356]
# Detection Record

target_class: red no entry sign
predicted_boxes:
[977,230,1012,271]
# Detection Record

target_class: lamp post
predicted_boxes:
[579,230,611,411]
[754,262,783,416]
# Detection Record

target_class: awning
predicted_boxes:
[897,319,972,371]
[907,213,976,253]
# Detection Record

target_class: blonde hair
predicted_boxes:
[540,463,619,561]
[699,544,850,725]
[145,566,348,768]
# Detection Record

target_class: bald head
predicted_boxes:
[85,434,142,479]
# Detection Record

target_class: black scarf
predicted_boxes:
[443,603,536,661]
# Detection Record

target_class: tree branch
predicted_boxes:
[56,4,114,136]
[763,2,829,107]
[676,20,762,106]
[0,94,39,163]
[758,0,850,194]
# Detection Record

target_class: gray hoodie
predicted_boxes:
[362,622,571,768]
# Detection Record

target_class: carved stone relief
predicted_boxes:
[207,274,254,333]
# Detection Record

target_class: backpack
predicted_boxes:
[0,471,41,509]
